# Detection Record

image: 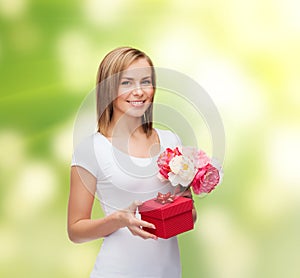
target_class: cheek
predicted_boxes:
[116,90,130,100]
[118,86,130,96]
[113,95,125,109]
[146,87,155,99]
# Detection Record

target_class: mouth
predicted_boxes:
[127,100,146,107]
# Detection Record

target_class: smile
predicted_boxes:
[127,100,145,107]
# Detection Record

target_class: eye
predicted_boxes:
[141,79,152,86]
[121,80,131,86]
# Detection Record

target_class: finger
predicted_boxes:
[139,229,158,240]
[128,200,143,212]
[182,191,192,198]
[179,188,192,198]
[130,226,157,240]
[128,218,156,230]
[138,219,156,230]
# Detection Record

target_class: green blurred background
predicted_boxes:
[1,0,300,277]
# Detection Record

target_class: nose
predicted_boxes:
[132,84,144,96]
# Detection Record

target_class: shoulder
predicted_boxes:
[155,128,182,149]
[74,133,108,151]
[72,133,113,179]
[71,133,101,178]
[73,134,95,155]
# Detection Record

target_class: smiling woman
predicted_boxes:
[96,47,156,138]
[113,59,154,121]
[67,47,197,278]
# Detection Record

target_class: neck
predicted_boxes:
[108,114,144,138]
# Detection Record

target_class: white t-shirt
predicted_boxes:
[71,129,182,278]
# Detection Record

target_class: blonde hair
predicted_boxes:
[96,47,156,137]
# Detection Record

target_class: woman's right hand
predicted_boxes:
[118,201,157,240]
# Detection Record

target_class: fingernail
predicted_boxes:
[151,225,156,229]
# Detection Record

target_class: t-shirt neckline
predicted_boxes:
[96,128,163,160]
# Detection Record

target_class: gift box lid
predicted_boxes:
[139,196,193,219]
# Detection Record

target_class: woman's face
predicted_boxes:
[113,58,154,120]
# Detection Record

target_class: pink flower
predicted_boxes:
[157,147,182,179]
[191,164,220,195]
[195,150,211,168]
[182,147,210,168]
[157,146,222,197]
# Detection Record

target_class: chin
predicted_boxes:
[125,111,145,118]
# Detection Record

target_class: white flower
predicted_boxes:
[169,155,182,174]
[168,155,196,187]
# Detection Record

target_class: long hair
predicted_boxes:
[96,47,156,137]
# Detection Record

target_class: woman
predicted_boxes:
[68,47,197,277]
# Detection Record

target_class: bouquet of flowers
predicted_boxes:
[157,146,222,197]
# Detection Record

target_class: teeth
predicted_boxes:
[129,101,144,106]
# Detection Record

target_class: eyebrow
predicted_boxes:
[121,76,151,80]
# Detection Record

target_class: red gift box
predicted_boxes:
[139,196,194,239]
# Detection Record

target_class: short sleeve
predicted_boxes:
[71,135,98,178]
[156,129,182,149]
[173,132,182,146]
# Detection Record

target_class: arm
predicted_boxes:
[67,166,157,243]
